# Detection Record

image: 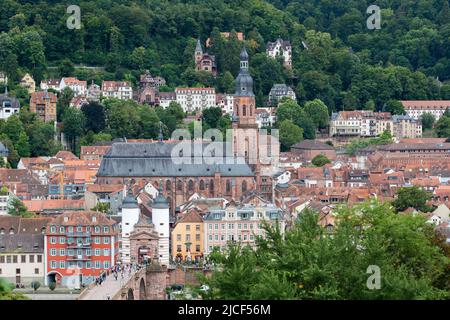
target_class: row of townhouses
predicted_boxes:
[330,111,423,139]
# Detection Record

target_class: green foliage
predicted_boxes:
[279,119,303,151]
[303,99,329,129]
[0,278,28,300]
[345,130,393,156]
[203,201,450,299]
[81,102,106,134]
[0,0,446,115]
[435,112,450,138]
[392,186,433,213]
[421,113,436,130]
[30,281,40,292]
[62,108,86,152]
[7,198,33,217]
[276,99,316,139]
[384,100,405,115]
[311,154,331,167]
[92,202,110,214]
[48,281,56,291]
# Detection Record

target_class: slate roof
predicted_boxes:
[0,94,20,109]
[0,234,44,253]
[291,140,334,151]
[97,142,255,177]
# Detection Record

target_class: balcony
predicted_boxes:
[67,255,91,261]
[66,232,91,237]
[66,242,91,249]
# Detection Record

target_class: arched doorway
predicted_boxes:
[139,278,146,300]
[46,271,63,286]
[127,288,134,300]
[137,246,151,264]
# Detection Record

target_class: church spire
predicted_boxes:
[240,45,249,71]
[195,39,203,54]
[235,45,254,97]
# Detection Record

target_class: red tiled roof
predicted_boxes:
[401,100,450,109]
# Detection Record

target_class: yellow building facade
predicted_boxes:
[171,210,204,262]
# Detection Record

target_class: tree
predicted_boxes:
[58,59,75,77]
[81,102,106,133]
[105,99,140,138]
[0,278,27,300]
[30,281,40,292]
[57,87,74,122]
[166,102,185,123]
[303,99,329,129]
[364,99,376,111]
[48,281,56,291]
[384,100,405,115]
[312,154,331,167]
[62,108,86,152]
[392,186,433,213]
[279,120,303,151]
[202,107,223,129]
[92,202,110,214]
[421,113,436,131]
[202,201,450,300]
[435,114,450,138]
[15,132,30,158]
[8,198,33,217]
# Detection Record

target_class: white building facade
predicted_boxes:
[402,100,450,120]
[175,88,216,113]
[203,204,285,255]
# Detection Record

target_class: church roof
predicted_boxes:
[97,142,255,177]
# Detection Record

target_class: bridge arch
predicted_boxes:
[127,288,134,300]
[139,278,147,300]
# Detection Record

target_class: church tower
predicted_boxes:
[151,187,170,266]
[233,46,257,128]
[232,46,258,165]
[194,39,203,65]
[120,188,141,264]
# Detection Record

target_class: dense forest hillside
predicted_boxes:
[1,0,450,109]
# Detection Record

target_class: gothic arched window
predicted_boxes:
[226,180,231,193]
[188,180,194,193]
[166,180,171,191]
[242,180,247,193]
[200,180,205,190]
[177,180,183,191]
[243,105,247,116]
[209,180,214,194]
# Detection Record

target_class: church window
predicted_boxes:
[226,180,231,193]
[200,180,205,190]
[242,180,247,193]
[209,180,214,193]
[177,180,183,191]
[243,106,247,116]
[166,180,171,191]
[188,180,194,192]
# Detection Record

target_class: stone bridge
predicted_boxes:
[78,263,212,300]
